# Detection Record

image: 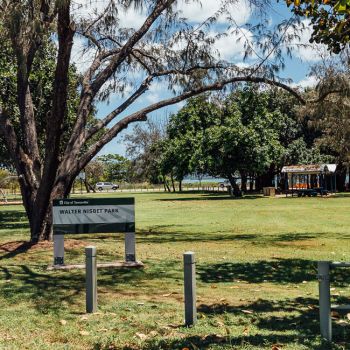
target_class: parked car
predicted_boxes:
[95,182,119,191]
[218,180,230,188]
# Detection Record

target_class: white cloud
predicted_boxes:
[291,75,318,89]
[285,19,329,62]
[72,0,146,29]
[176,0,251,25]
[211,28,255,61]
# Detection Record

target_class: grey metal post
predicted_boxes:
[53,235,64,265]
[86,246,97,313]
[318,261,331,341]
[125,232,136,262]
[184,251,197,326]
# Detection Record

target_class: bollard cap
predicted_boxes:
[85,246,97,257]
[184,251,195,264]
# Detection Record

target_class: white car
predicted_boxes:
[95,182,119,191]
[218,180,230,188]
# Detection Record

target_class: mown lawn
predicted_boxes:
[0,192,350,350]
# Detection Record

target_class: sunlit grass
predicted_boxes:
[0,192,350,349]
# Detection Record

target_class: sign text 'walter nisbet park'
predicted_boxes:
[52,198,136,265]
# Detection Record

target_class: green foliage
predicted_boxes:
[96,154,132,182]
[285,0,350,53]
[0,36,85,167]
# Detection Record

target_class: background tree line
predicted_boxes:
[125,81,349,194]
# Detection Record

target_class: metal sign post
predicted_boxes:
[317,260,350,342]
[52,198,136,266]
[184,251,197,326]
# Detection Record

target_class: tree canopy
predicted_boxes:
[287,0,350,53]
[0,0,336,241]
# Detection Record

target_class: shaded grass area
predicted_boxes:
[1,192,350,349]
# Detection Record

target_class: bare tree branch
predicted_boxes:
[77,75,306,171]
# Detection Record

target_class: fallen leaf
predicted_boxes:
[137,302,145,306]
[241,309,254,314]
[59,319,67,325]
[229,286,240,289]
[243,326,249,335]
[79,330,90,336]
[210,285,217,289]
[331,311,340,319]
[80,315,89,321]
[162,293,173,297]
[272,344,283,350]
[167,323,179,328]
[149,330,158,337]
[4,334,16,340]
[135,332,147,340]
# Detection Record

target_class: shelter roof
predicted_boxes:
[281,164,337,174]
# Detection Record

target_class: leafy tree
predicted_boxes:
[97,154,132,183]
[0,0,328,241]
[286,0,350,53]
[124,120,166,184]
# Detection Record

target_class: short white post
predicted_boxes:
[86,246,97,313]
[318,261,331,341]
[184,251,197,326]
[53,235,64,265]
[125,232,136,262]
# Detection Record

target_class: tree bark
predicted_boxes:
[170,173,176,192]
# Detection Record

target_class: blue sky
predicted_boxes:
[72,0,327,157]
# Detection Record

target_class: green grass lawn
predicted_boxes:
[0,192,350,349]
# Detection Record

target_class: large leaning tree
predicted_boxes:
[0,0,334,242]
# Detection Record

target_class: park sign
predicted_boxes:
[52,198,135,235]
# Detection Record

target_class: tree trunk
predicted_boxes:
[179,180,183,192]
[20,173,73,242]
[162,175,171,192]
[227,173,241,197]
[241,172,247,192]
[170,173,176,192]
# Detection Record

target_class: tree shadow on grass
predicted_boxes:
[197,259,350,287]
[114,297,349,350]
[0,259,179,314]
[0,241,37,260]
[134,228,320,245]
[157,193,263,202]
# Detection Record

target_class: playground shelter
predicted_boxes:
[281,164,337,197]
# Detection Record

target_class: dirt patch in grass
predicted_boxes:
[0,239,88,253]
[277,239,320,248]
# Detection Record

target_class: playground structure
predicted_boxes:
[281,164,337,197]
